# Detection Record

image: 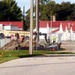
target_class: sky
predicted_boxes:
[16,0,75,12]
[16,0,30,12]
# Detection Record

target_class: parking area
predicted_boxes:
[61,41,75,51]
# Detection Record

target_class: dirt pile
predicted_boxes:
[0,39,45,50]
[0,40,18,50]
[0,39,29,50]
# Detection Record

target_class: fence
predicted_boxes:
[0,38,10,47]
[61,41,75,51]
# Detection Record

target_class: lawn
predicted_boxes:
[0,50,29,63]
[0,50,74,64]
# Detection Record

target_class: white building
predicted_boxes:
[34,21,75,42]
[0,21,23,31]
[4,24,19,30]
[0,24,3,31]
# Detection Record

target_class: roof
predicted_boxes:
[0,21,23,28]
[52,29,59,33]
[39,21,75,31]
[39,21,60,28]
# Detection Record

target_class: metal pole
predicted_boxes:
[50,13,52,43]
[23,6,25,31]
[69,23,71,51]
[36,0,39,50]
[51,16,52,34]
[70,28,71,50]
[29,0,33,55]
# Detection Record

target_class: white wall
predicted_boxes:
[0,24,4,30]
[34,27,75,42]
[0,38,10,47]
[4,26,11,30]
[73,33,75,40]
[11,26,19,30]
[4,25,19,30]
[34,28,58,33]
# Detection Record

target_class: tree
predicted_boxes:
[25,10,30,30]
[39,1,56,20]
[0,1,9,20]
[0,0,22,21]
[69,3,75,20]
[56,2,73,20]
[39,0,52,5]
[25,1,75,30]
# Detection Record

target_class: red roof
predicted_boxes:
[0,21,23,28]
[39,21,75,31]
[39,21,60,28]
[52,29,59,33]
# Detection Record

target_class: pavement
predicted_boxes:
[0,42,75,75]
[43,54,75,57]
[0,56,75,75]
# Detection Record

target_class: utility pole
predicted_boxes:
[50,11,52,43]
[23,6,25,31]
[36,0,39,50]
[29,0,33,55]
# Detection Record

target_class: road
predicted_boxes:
[0,57,75,75]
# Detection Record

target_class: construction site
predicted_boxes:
[0,31,63,51]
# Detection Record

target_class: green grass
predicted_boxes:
[0,50,29,63]
[0,50,74,64]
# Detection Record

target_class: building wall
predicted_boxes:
[0,24,4,30]
[0,38,10,47]
[4,25,19,30]
[34,28,58,34]
[4,26,11,30]
[10,26,19,30]
[34,28,75,43]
